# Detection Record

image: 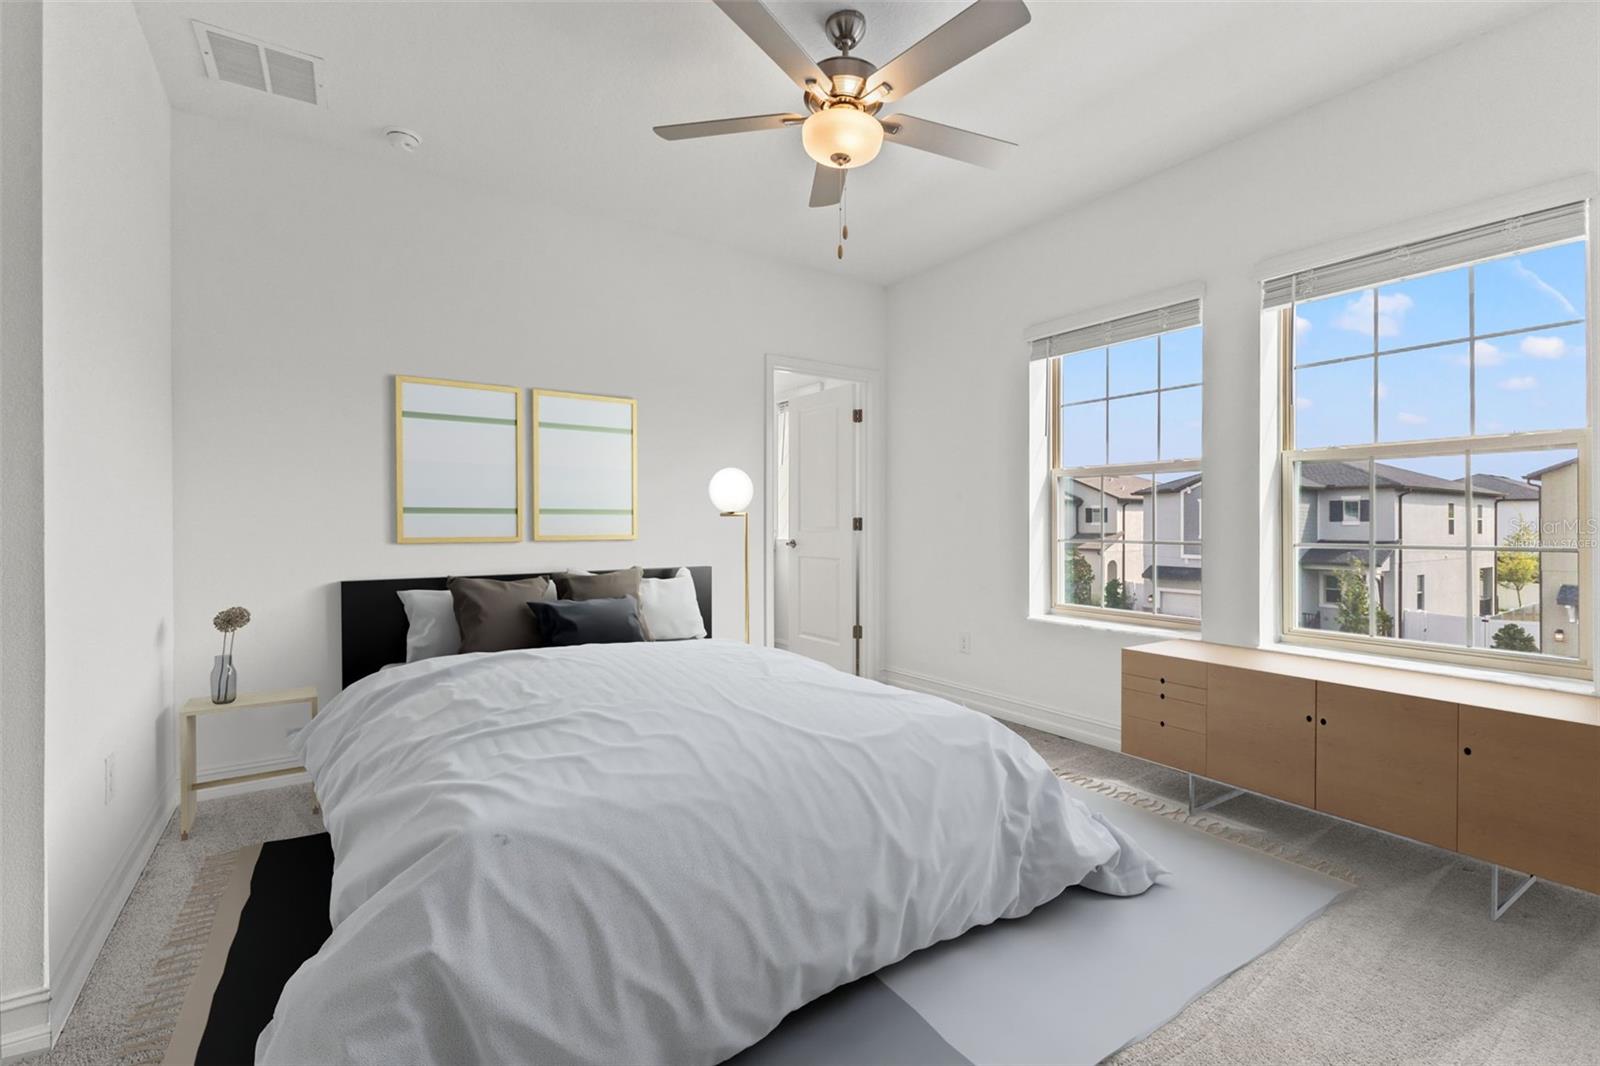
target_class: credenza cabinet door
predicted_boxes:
[1205,666,1316,807]
[1315,684,1458,850]
[1458,706,1600,894]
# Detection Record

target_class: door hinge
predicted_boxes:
[852,516,863,531]
[852,408,863,423]
[852,624,863,640]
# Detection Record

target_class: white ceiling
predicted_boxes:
[134,0,1542,283]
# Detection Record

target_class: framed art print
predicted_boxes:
[532,389,637,541]
[394,375,524,543]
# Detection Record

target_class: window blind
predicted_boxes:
[1028,297,1201,361]
[1262,201,1587,310]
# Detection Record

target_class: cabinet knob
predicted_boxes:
[1159,693,1166,700]
[1159,678,1166,684]
[1305,715,1312,723]
[1159,720,1166,727]
[1319,717,1327,726]
[1463,747,1472,756]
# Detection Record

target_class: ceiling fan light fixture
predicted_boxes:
[801,106,881,170]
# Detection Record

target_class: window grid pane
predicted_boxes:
[1285,233,1588,672]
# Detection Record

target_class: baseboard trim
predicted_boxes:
[195,755,309,801]
[48,782,172,1042]
[879,666,1121,751]
[0,987,51,1061]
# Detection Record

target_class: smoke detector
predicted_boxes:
[385,128,423,153]
[192,21,324,106]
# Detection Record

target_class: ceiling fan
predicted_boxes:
[653,0,1031,257]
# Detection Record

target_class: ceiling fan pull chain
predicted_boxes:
[842,185,849,242]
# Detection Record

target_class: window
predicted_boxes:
[1275,201,1590,677]
[1040,298,1202,623]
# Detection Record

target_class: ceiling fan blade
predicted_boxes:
[713,0,830,91]
[881,114,1016,168]
[653,113,805,140]
[809,165,846,208]
[865,0,1031,104]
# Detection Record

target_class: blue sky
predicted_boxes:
[1291,239,1587,450]
[1059,325,1203,466]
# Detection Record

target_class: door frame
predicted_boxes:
[764,354,883,680]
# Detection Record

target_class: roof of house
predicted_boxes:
[1140,564,1202,582]
[1064,474,1152,502]
[1297,547,1396,569]
[1525,457,1577,482]
[1469,474,1540,501]
[1131,472,1201,496]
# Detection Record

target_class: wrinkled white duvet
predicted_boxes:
[257,640,1163,1065]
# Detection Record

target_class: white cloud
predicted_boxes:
[1295,395,1313,410]
[1396,412,1428,425]
[1513,260,1578,316]
[1374,382,1390,400]
[1335,290,1414,337]
[1498,376,1539,391]
[1472,340,1505,366]
[1519,335,1568,359]
[1293,315,1311,341]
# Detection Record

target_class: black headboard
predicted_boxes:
[339,567,712,689]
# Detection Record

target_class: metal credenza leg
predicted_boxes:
[1490,866,1537,920]
[1187,772,1245,814]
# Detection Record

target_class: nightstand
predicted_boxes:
[178,686,319,840]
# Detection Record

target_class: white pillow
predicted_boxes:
[639,568,706,641]
[397,589,460,662]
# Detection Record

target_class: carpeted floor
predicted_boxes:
[34,726,1600,1066]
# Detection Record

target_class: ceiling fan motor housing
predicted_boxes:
[809,56,881,113]
[824,9,867,54]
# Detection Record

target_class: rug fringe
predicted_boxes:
[116,847,247,1064]
[1055,769,1357,885]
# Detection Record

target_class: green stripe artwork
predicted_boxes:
[538,421,633,435]
[402,410,517,426]
[538,508,633,515]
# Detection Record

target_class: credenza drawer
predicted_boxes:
[1124,673,1206,705]
[1122,716,1205,774]
[1122,649,1207,689]
[1123,687,1205,732]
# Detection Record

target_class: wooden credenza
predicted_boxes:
[1122,640,1600,896]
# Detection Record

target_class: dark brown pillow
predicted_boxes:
[555,568,651,639]
[449,576,554,653]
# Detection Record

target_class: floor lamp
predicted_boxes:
[708,467,754,643]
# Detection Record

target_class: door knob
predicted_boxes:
[783,539,797,548]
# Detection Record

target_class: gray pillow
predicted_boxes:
[555,568,652,639]
[449,576,555,653]
[528,596,645,647]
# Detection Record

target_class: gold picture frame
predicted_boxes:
[532,388,638,541]
[394,375,525,543]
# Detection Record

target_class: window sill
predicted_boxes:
[1027,612,1201,641]
[1267,638,1596,697]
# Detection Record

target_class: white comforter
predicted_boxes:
[257,640,1163,1065]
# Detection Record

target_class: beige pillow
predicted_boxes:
[555,568,652,639]
[449,576,554,653]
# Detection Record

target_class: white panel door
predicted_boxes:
[784,384,857,673]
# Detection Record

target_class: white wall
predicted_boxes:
[40,0,174,1035]
[0,0,48,1052]
[171,114,886,775]
[882,4,1599,743]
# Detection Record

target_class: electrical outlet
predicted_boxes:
[103,753,115,805]
[958,631,972,654]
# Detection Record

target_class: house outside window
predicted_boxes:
[1272,200,1590,677]
[1041,298,1203,624]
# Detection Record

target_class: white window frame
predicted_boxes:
[1273,205,1592,681]
[1322,572,1342,606]
[1046,302,1203,628]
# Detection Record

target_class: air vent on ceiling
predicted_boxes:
[191,21,324,106]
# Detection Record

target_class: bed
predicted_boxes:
[255,568,1164,1064]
